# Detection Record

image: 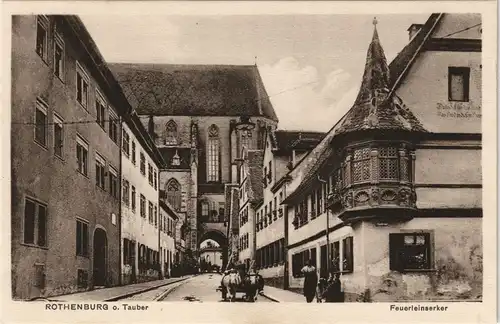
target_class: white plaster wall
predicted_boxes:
[415,148,481,185]
[395,50,481,134]
[121,121,161,270]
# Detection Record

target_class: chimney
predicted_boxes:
[407,23,424,40]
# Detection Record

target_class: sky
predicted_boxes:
[81,14,430,132]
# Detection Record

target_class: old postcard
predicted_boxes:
[1,1,497,323]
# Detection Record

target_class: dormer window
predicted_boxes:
[171,150,181,166]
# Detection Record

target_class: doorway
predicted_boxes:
[93,228,107,287]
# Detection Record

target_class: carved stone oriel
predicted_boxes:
[371,188,380,205]
[398,188,411,205]
[381,190,397,202]
[354,191,370,206]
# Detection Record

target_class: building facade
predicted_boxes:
[254,130,325,288]
[159,200,179,278]
[11,15,131,299]
[109,63,279,263]
[120,113,165,284]
[283,13,482,302]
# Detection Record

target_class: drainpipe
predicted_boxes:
[318,175,329,277]
[118,116,123,286]
[283,184,289,290]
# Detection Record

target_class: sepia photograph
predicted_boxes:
[4,2,496,322]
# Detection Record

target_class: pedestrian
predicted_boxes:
[322,273,343,303]
[301,259,318,303]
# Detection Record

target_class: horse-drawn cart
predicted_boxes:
[216,263,264,302]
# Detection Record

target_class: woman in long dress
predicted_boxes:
[301,259,318,303]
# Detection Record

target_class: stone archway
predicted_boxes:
[198,229,228,270]
[93,228,107,287]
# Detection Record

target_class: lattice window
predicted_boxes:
[207,125,220,182]
[379,147,399,180]
[352,147,371,183]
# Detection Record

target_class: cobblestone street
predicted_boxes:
[161,273,272,303]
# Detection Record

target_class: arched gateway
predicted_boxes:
[198,226,228,270]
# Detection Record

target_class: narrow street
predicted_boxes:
[161,273,273,303]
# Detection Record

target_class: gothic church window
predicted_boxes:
[165,120,178,145]
[207,125,220,182]
[166,179,181,211]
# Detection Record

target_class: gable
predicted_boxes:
[394,14,482,134]
[432,14,482,39]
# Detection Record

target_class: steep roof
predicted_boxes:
[271,130,326,153]
[247,150,264,204]
[283,14,442,204]
[159,199,179,220]
[335,19,427,135]
[108,63,279,122]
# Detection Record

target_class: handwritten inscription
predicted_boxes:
[437,102,481,118]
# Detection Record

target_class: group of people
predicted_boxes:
[301,259,343,303]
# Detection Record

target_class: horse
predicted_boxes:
[243,273,261,302]
[220,270,242,302]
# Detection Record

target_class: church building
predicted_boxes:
[109,64,279,263]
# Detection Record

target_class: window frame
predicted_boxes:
[131,141,136,165]
[164,120,178,145]
[109,166,119,199]
[95,152,106,189]
[140,194,146,218]
[389,232,433,272]
[448,66,471,102]
[76,218,89,257]
[131,185,136,212]
[122,129,130,157]
[53,113,64,158]
[35,15,49,62]
[207,124,220,182]
[23,197,48,248]
[76,135,89,177]
[53,32,65,81]
[108,109,119,144]
[34,98,48,148]
[122,178,130,206]
[75,61,90,110]
[95,90,107,129]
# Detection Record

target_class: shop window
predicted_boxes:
[390,233,432,271]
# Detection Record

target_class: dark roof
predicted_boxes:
[158,147,191,170]
[335,24,427,136]
[108,63,278,122]
[247,150,264,204]
[159,200,179,220]
[271,130,326,154]
[284,14,443,203]
[407,23,424,31]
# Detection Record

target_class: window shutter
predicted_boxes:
[389,233,404,271]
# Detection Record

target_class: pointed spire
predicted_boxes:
[353,17,391,104]
[335,18,427,135]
